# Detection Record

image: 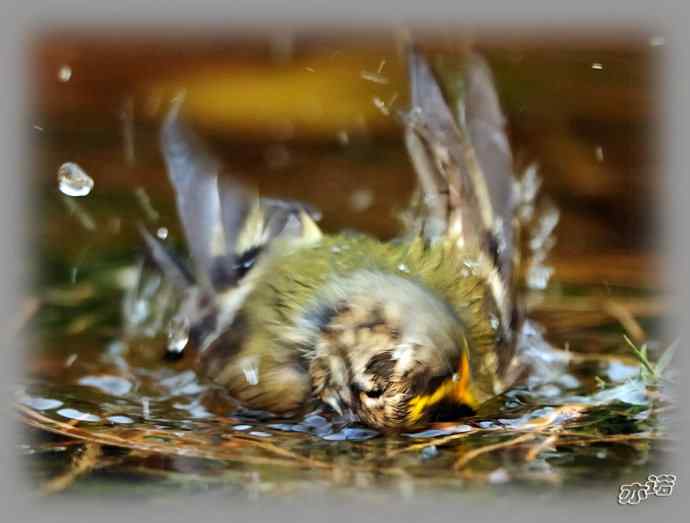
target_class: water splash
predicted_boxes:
[160,370,203,396]
[526,265,555,290]
[322,427,378,441]
[56,408,100,422]
[18,396,63,411]
[360,70,388,84]
[78,375,133,397]
[107,415,135,425]
[249,431,272,438]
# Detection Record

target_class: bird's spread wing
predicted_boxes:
[141,98,322,357]
[402,48,517,342]
[155,97,322,293]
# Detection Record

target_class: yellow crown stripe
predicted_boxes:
[406,349,478,424]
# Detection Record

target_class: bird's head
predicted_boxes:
[302,270,479,431]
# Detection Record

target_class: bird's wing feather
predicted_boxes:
[403,49,516,338]
[157,98,322,293]
[160,97,223,286]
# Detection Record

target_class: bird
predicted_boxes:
[139,47,551,431]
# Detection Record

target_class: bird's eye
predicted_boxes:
[364,388,383,399]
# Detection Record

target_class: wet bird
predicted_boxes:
[140,48,554,431]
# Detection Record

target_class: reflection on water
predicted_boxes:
[20,32,673,500]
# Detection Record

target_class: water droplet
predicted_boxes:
[58,162,94,197]
[536,384,562,398]
[19,396,63,411]
[107,415,134,425]
[489,314,500,330]
[397,263,410,273]
[33,124,44,132]
[595,146,604,162]
[420,445,439,460]
[372,97,390,115]
[141,398,150,419]
[161,370,203,396]
[322,427,378,441]
[167,316,190,354]
[526,265,554,290]
[360,70,388,84]
[529,206,559,252]
[488,468,510,484]
[268,423,307,433]
[64,353,78,367]
[156,227,168,240]
[462,259,480,273]
[404,425,472,439]
[241,358,260,386]
[57,65,72,82]
[173,400,211,419]
[129,299,149,325]
[591,62,604,70]
[337,131,349,145]
[607,361,640,382]
[56,408,100,422]
[303,414,329,428]
[557,373,581,389]
[305,67,315,73]
[78,375,133,396]
[349,188,374,212]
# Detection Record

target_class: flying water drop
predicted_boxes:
[58,162,94,197]
[167,315,190,354]
[57,65,72,82]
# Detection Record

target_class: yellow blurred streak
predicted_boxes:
[145,53,406,140]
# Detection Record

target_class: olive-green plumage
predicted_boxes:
[196,233,508,428]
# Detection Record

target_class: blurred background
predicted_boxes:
[28,28,662,290]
